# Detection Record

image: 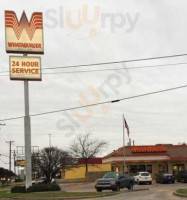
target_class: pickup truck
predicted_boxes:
[95,172,134,192]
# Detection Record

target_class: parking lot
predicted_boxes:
[60,182,186,200]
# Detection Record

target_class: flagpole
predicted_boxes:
[123,114,126,174]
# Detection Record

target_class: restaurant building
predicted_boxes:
[102,144,187,178]
[62,158,111,180]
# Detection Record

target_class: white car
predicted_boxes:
[32,177,55,184]
[32,177,45,184]
[134,172,152,185]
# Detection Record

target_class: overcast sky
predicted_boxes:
[0,0,187,170]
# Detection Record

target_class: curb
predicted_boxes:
[173,192,187,198]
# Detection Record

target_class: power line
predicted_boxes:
[1,61,187,77]
[43,62,187,74]
[26,53,187,70]
[0,53,187,74]
[2,126,11,141]
[0,157,9,165]
[4,126,15,142]
[0,123,6,128]
[0,84,187,122]
[0,153,10,158]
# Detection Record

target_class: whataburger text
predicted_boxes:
[10,56,42,81]
[5,11,44,54]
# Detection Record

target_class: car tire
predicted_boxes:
[96,188,102,192]
[149,181,152,185]
[137,180,140,185]
[128,182,133,191]
[113,185,120,192]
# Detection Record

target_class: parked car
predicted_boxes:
[95,172,134,192]
[32,177,55,184]
[134,172,152,185]
[32,177,45,184]
[156,173,175,184]
[177,170,187,183]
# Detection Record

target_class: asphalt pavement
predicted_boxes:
[60,182,186,200]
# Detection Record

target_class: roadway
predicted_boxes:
[60,182,186,200]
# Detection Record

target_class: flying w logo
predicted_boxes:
[5,11,43,41]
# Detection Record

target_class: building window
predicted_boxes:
[139,165,146,172]
[158,163,168,173]
[129,164,152,174]
[147,165,152,173]
[173,164,185,177]
[115,166,120,172]
[129,165,139,174]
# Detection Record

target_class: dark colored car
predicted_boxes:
[177,170,187,183]
[156,173,175,184]
[95,172,134,192]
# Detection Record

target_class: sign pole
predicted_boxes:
[24,54,32,189]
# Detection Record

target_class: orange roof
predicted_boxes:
[132,146,166,153]
[103,144,187,161]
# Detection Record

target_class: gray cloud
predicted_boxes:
[0,0,187,169]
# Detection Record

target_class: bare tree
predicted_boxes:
[70,133,107,175]
[32,147,75,183]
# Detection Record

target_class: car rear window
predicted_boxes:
[141,173,149,176]
[163,174,172,177]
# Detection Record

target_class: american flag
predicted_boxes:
[124,118,130,137]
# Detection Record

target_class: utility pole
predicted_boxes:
[49,134,52,148]
[6,141,14,171]
[122,114,126,174]
[13,150,16,174]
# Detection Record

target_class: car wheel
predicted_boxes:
[128,183,133,191]
[137,180,140,185]
[96,188,102,192]
[113,185,120,192]
[149,181,152,185]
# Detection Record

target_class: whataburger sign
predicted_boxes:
[10,56,42,81]
[5,10,43,81]
[5,11,44,54]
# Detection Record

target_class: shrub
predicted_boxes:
[11,183,61,193]
[26,183,61,193]
[11,186,26,193]
[15,178,23,183]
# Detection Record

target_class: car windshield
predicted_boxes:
[103,172,118,178]
[141,173,149,176]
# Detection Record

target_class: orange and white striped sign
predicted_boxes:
[5,11,44,54]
